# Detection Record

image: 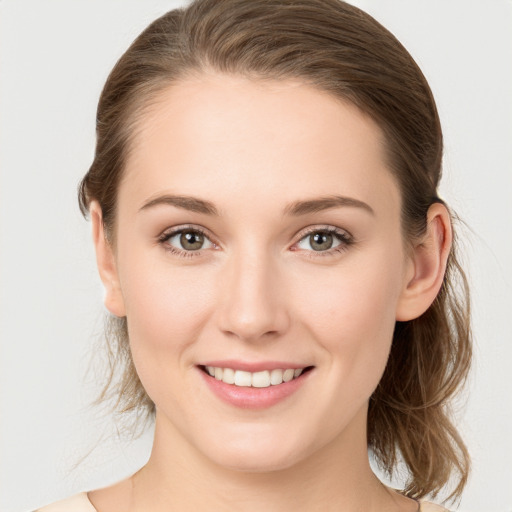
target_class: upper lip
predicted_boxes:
[199,360,312,372]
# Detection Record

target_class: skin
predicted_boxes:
[89,72,452,512]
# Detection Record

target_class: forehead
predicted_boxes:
[121,72,400,218]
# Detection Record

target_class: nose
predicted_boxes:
[216,250,290,343]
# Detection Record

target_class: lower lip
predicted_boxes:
[198,368,312,409]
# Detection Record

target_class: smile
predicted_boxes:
[203,366,308,388]
[198,363,314,409]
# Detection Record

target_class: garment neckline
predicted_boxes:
[82,490,442,511]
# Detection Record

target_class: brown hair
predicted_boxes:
[79,0,471,502]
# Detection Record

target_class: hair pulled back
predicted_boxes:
[79,0,471,501]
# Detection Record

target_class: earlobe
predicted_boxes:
[90,201,126,317]
[395,203,452,321]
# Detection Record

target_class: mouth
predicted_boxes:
[199,365,314,388]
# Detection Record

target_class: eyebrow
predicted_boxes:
[139,195,219,215]
[284,195,375,216]
[139,193,374,217]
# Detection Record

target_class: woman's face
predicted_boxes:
[105,72,414,471]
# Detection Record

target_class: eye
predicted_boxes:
[159,227,215,254]
[294,227,352,254]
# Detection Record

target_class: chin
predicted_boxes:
[213,450,302,474]
[201,429,310,474]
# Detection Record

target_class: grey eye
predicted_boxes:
[309,232,334,251]
[166,230,214,251]
[180,231,205,251]
[297,230,343,252]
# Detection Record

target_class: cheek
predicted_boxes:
[118,252,217,355]
[117,255,220,410]
[293,247,404,379]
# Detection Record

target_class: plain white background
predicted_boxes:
[0,1,511,511]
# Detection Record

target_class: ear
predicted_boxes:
[395,202,452,321]
[90,201,126,317]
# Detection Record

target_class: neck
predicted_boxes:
[126,408,408,512]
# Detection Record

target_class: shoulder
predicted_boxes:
[419,501,451,512]
[33,492,97,512]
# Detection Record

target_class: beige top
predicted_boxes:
[34,492,450,511]
[34,493,95,511]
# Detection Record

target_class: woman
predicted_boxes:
[35,0,471,510]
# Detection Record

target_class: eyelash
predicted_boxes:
[157,225,354,259]
[157,225,216,259]
[294,226,354,259]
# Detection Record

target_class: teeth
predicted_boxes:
[270,369,283,385]
[251,370,270,388]
[283,369,294,382]
[204,366,307,388]
[223,367,235,384]
[234,370,252,387]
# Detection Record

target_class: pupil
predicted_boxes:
[310,232,333,251]
[181,231,204,250]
